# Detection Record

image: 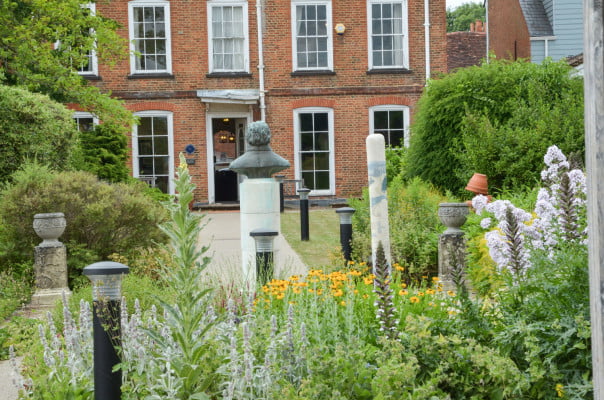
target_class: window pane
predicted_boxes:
[138,137,153,155]
[389,110,404,129]
[315,152,329,169]
[154,7,164,22]
[315,132,329,151]
[314,113,328,131]
[154,136,168,154]
[302,172,315,190]
[154,117,168,134]
[155,176,169,194]
[301,132,313,151]
[315,171,329,190]
[139,157,154,174]
[144,39,156,54]
[143,7,154,22]
[301,153,314,170]
[374,111,388,130]
[154,156,169,174]
[300,113,313,131]
[139,117,153,134]
[389,130,405,147]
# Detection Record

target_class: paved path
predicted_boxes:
[198,211,307,286]
[0,210,307,400]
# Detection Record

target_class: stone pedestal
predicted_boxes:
[31,213,71,307]
[240,179,280,284]
[438,233,467,292]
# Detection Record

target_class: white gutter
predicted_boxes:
[256,0,266,121]
[424,0,430,82]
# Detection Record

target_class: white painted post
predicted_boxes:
[584,0,604,396]
[239,178,280,286]
[366,134,391,273]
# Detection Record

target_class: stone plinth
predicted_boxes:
[438,232,467,292]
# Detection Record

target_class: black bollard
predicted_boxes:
[298,188,310,241]
[275,175,285,213]
[336,207,356,263]
[250,229,278,285]
[83,261,129,400]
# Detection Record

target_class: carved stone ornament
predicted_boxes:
[438,203,469,234]
[33,213,67,247]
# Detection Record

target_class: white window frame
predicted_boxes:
[132,111,175,194]
[369,105,410,147]
[73,111,99,132]
[367,0,409,69]
[77,3,98,76]
[207,0,250,73]
[128,0,172,74]
[293,107,335,196]
[291,0,333,71]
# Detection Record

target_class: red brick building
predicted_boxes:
[81,0,446,205]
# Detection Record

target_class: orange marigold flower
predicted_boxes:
[400,283,407,289]
[363,294,369,299]
[417,291,425,297]
[276,293,285,300]
[426,288,436,295]
[432,276,440,282]
[340,301,346,306]
[399,289,408,296]
[447,290,456,297]
[332,289,344,297]
[410,296,420,304]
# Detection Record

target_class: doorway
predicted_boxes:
[212,117,246,202]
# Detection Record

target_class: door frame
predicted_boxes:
[206,111,252,203]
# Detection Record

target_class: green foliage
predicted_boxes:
[447,2,486,32]
[0,85,78,181]
[407,59,584,195]
[144,155,215,399]
[492,244,592,398]
[0,0,132,130]
[0,163,168,286]
[76,123,130,183]
[349,177,448,278]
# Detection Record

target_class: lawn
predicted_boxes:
[280,208,342,268]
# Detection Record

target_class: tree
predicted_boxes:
[77,123,130,183]
[0,0,132,131]
[405,59,584,195]
[447,2,485,32]
[0,84,79,181]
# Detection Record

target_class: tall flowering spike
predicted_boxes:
[502,206,529,280]
[373,241,399,341]
[557,172,580,242]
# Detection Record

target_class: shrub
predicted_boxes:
[0,85,79,182]
[406,58,584,195]
[0,163,168,286]
[76,123,130,183]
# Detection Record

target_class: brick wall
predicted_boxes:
[447,31,486,72]
[488,0,531,60]
[90,0,447,203]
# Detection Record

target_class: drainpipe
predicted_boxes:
[256,0,266,121]
[424,0,430,82]
[485,0,489,62]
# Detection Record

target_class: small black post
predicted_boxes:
[83,261,129,400]
[298,188,311,241]
[336,207,356,263]
[275,175,285,213]
[250,229,278,285]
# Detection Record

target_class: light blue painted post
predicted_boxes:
[366,134,391,273]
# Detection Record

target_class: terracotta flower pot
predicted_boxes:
[465,173,489,195]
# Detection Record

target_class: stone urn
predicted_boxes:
[33,213,67,247]
[438,203,469,234]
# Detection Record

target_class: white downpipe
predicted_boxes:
[485,0,489,62]
[256,0,266,121]
[424,0,430,82]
